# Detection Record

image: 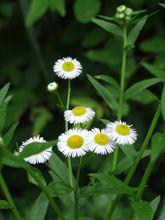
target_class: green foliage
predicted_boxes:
[74,0,101,23]
[125,78,161,100]
[161,85,165,119]
[50,0,66,17]
[92,18,123,37]
[3,122,19,146]
[19,140,56,158]
[0,200,10,209]
[151,132,165,162]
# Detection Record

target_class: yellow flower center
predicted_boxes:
[94,133,109,145]
[67,135,84,149]
[72,106,86,116]
[115,124,130,135]
[62,61,75,72]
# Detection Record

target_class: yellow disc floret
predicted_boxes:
[62,61,75,72]
[72,106,86,116]
[94,133,109,145]
[115,124,130,135]
[67,135,84,149]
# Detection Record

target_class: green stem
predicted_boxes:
[112,26,127,172]
[104,104,161,220]
[55,91,64,108]
[136,161,154,199]
[74,158,82,220]
[0,172,22,220]
[125,104,161,185]
[28,168,65,220]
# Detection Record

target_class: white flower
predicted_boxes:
[64,106,95,124]
[53,57,82,80]
[47,81,58,92]
[19,136,52,164]
[107,121,137,145]
[57,129,89,157]
[87,128,115,155]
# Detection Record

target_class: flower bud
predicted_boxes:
[118,13,125,19]
[47,82,58,92]
[125,8,133,16]
[117,5,126,13]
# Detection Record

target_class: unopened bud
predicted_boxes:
[47,82,58,92]
[125,8,133,16]
[117,5,126,13]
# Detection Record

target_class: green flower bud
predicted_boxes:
[117,5,126,13]
[47,82,58,92]
[125,16,131,21]
[125,8,133,16]
[118,13,125,19]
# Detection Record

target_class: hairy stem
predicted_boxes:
[112,26,128,172]
[0,172,22,220]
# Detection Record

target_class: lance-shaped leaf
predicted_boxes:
[0,83,10,107]
[87,74,118,112]
[3,122,19,146]
[125,78,161,100]
[128,16,147,46]
[95,75,120,90]
[19,140,56,158]
[142,62,165,82]
[159,3,165,8]
[27,167,46,186]
[92,18,122,37]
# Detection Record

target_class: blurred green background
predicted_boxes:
[0,0,164,219]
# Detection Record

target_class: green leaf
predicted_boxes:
[3,122,19,146]
[27,181,72,220]
[0,147,28,168]
[125,78,161,100]
[150,196,160,219]
[0,83,10,107]
[28,167,46,186]
[142,62,165,82]
[50,0,66,16]
[26,0,49,26]
[131,200,152,220]
[74,0,100,23]
[48,153,69,183]
[159,3,165,8]
[128,16,147,46]
[151,132,165,162]
[19,140,56,158]
[161,85,165,119]
[89,173,136,196]
[95,75,120,90]
[0,200,10,209]
[87,74,118,112]
[92,18,122,37]
[0,101,8,134]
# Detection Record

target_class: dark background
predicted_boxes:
[0,0,164,219]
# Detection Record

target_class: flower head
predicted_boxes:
[117,5,126,13]
[87,128,116,155]
[107,121,137,145]
[19,136,52,164]
[47,81,58,92]
[53,57,82,80]
[57,129,89,157]
[64,106,95,124]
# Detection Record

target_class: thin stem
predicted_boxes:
[55,91,64,108]
[125,104,161,185]
[0,172,22,220]
[74,158,82,220]
[136,161,154,199]
[112,26,127,172]
[28,168,65,220]
[104,104,161,220]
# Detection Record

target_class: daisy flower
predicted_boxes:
[19,136,52,164]
[53,57,82,79]
[64,106,95,124]
[57,128,89,157]
[87,128,116,155]
[107,121,137,145]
